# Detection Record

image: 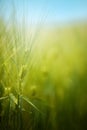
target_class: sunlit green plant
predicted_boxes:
[0,2,87,129]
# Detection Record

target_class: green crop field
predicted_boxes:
[0,1,87,130]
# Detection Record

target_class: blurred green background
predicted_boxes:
[0,0,87,130]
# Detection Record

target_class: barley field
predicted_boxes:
[0,0,87,130]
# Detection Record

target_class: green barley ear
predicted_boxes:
[19,65,27,81]
[18,65,27,95]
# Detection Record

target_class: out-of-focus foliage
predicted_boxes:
[0,16,87,130]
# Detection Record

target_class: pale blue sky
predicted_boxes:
[0,0,87,25]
